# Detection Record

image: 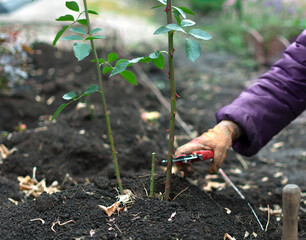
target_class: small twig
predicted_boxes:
[236,154,248,169]
[114,224,122,234]
[265,205,270,232]
[171,187,189,202]
[51,219,76,232]
[144,187,148,197]
[30,218,45,225]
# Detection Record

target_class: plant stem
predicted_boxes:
[164,0,176,200]
[83,0,123,194]
[150,152,156,197]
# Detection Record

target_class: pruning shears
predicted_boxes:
[162,150,214,166]
[162,149,265,231]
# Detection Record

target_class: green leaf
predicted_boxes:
[103,67,113,74]
[157,0,166,5]
[91,58,105,63]
[149,50,160,59]
[154,24,186,35]
[77,19,87,26]
[73,42,91,61]
[139,56,151,63]
[110,61,130,76]
[129,57,144,63]
[185,38,201,63]
[173,10,182,25]
[56,14,74,21]
[166,24,186,33]
[108,52,118,62]
[62,35,83,41]
[53,25,69,46]
[120,71,137,85]
[178,6,195,15]
[66,1,79,12]
[173,6,186,19]
[85,35,105,40]
[70,27,87,35]
[115,59,129,66]
[154,26,171,35]
[180,19,196,27]
[51,103,70,121]
[85,84,98,95]
[88,10,99,15]
[63,91,77,100]
[90,28,104,34]
[189,29,212,40]
[152,53,165,69]
[151,4,164,9]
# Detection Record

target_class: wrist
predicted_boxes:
[218,120,242,141]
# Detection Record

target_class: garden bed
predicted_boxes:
[0,42,305,239]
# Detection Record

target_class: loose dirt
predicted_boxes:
[0,42,305,240]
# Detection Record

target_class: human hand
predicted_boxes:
[175,120,241,174]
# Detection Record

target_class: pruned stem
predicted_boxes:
[149,152,156,197]
[164,0,176,200]
[83,0,123,194]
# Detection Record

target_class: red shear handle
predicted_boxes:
[174,150,214,166]
[192,150,214,160]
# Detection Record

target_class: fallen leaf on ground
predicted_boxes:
[99,202,120,217]
[17,171,60,197]
[99,189,134,217]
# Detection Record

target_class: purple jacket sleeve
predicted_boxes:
[216,30,306,156]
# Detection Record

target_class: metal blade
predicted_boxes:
[218,168,264,231]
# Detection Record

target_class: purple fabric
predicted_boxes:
[216,30,306,156]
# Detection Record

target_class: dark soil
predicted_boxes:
[0,43,305,240]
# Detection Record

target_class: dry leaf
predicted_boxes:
[17,173,60,198]
[99,189,133,217]
[99,202,120,217]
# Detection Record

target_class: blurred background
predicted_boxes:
[0,0,305,121]
[1,0,305,62]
